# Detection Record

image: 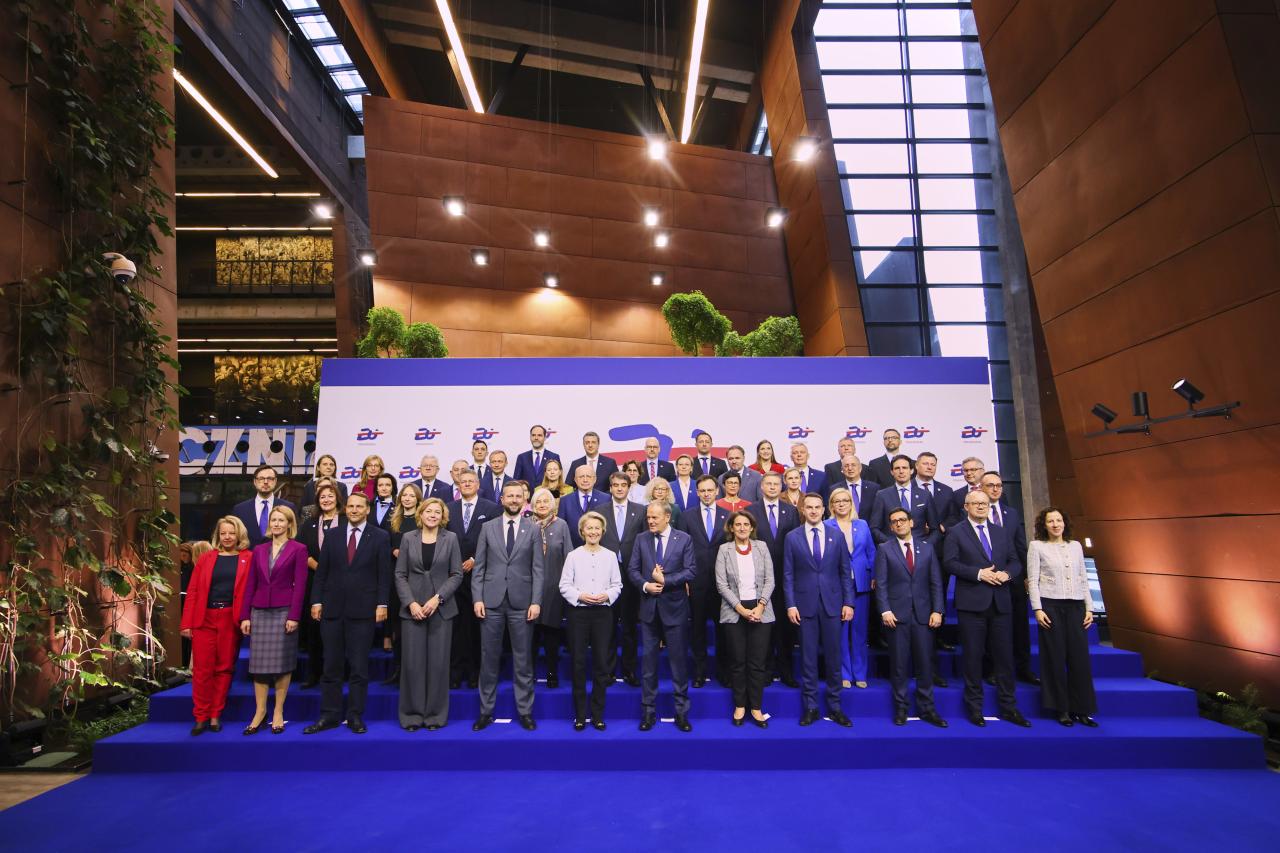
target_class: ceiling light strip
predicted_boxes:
[435,0,485,112]
[173,69,279,179]
[679,0,712,144]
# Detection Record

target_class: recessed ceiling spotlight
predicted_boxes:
[643,208,660,227]
[471,248,490,266]
[533,230,550,248]
[647,136,668,160]
[543,273,559,288]
[793,136,819,162]
[650,271,666,286]
[766,207,788,228]
[443,196,466,217]
[653,231,670,249]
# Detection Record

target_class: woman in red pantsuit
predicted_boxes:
[181,516,252,736]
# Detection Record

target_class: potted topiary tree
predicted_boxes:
[661,290,732,356]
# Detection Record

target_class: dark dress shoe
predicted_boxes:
[983,675,997,687]
[207,720,222,733]
[732,715,745,727]
[271,722,286,735]
[347,715,367,734]
[829,709,853,728]
[873,637,890,650]
[1057,713,1074,727]
[472,714,494,732]
[921,711,949,728]
[190,721,208,736]
[573,719,587,731]
[243,720,266,735]
[749,714,768,729]
[693,676,707,688]
[518,714,537,731]
[381,668,400,686]
[449,678,462,690]
[303,718,340,735]
[799,708,820,726]
[675,715,692,733]
[780,674,800,688]
[623,673,641,687]
[405,724,421,732]
[592,719,606,731]
[932,674,948,688]
[936,639,955,651]
[639,712,656,732]
[1000,710,1031,728]
[1017,670,1041,686]
[966,713,986,727]
[426,724,442,731]
[546,674,559,689]
[893,708,908,726]
[1071,714,1099,728]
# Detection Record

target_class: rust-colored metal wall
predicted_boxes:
[974,0,1280,702]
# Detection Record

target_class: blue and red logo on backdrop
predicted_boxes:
[355,427,383,442]
[960,425,989,439]
[787,426,814,439]
[472,427,500,441]
[399,466,419,479]
[950,462,965,477]
[845,425,871,439]
[902,425,929,440]
[340,466,359,480]
[414,427,442,441]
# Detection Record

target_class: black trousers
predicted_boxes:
[568,606,613,721]
[958,603,1017,717]
[302,572,324,680]
[615,583,641,676]
[722,614,772,711]
[540,623,565,681]
[320,618,376,720]
[688,578,721,678]
[1009,575,1032,673]
[769,583,797,678]
[1038,598,1097,715]
[887,615,937,714]
[450,581,481,684]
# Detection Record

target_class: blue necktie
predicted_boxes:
[704,506,714,540]
[258,500,268,536]
[581,493,588,513]
[768,505,778,537]
[899,488,909,511]
[463,503,473,532]
[810,527,821,562]
[801,471,808,492]
[977,523,992,560]
[850,485,860,515]
[654,534,664,566]
[506,520,516,556]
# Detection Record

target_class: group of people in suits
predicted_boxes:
[182,426,1099,734]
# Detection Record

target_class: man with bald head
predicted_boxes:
[560,464,609,548]
[637,437,675,485]
[823,438,858,491]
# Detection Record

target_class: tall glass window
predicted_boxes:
[814,0,1020,496]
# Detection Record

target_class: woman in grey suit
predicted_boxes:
[714,510,775,729]
[531,487,573,688]
[395,497,463,730]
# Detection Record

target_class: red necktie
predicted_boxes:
[904,541,915,574]
[649,461,656,479]
[347,528,357,563]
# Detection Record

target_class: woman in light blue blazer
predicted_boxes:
[826,487,877,688]
[714,510,775,729]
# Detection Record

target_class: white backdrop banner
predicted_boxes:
[314,357,998,487]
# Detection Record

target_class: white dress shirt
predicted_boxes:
[804,523,825,558]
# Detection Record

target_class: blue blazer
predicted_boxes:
[825,479,880,519]
[409,478,453,502]
[825,517,876,594]
[782,524,854,618]
[513,449,560,487]
[798,466,827,497]
[567,454,619,488]
[873,537,943,624]
[558,489,610,548]
[478,473,513,503]
[681,502,731,587]
[869,481,939,546]
[670,478,698,513]
[626,527,697,625]
[232,496,299,548]
[637,458,676,485]
[990,500,1028,569]
[445,497,501,562]
[311,522,392,620]
[746,500,800,573]
[943,519,1022,614]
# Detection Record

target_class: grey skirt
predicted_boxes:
[248,606,299,675]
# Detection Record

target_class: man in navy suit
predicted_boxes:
[875,508,947,727]
[233,465,299,548]
[788,442,827,497]
[866,428,910,488]
[568,431,618,489]
[825,455,879,517]
[914,452,955,530]
[512,424,559,487]
[981,472,1037,684]
[601,472,646,686]
[478,450,512,503]
[692,431,727,479]
[682,476,730,687]
[446,470,500,689]
[409,454,451,502]
[470,438,491,484]
[637,436,676,485]
[783,493,854,726]
[869,455,940,546]
[305,492,391,734]
[944,489,1030,728]
[947,456,986,528]
[628,501,697,732]
[560,464,609,548]
[747,472,801,686]
[822,438,859,492]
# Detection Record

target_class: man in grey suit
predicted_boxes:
[471,482,545,731]
[719,445,762,503]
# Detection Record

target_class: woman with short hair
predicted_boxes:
[714,510,774,728]
[559,511,622,730]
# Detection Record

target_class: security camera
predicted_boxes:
[148,442,170,463]
[102,252,137,284]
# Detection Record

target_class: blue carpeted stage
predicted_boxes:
[1,627,1274,850]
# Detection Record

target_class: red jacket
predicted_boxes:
[181,549,252,631]
[240,539,310,622]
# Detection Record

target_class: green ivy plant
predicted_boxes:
[2,0,180,722]
[355,306,448,358]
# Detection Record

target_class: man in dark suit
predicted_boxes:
[822,438,858,492]
[788,442,827,497]
[628,501,697,732]
[470,438,491,484]
[944,489,1030,728]
[478,450,512,503]
[946,456,986,528]
[914,451,955,531]
[692,431,727,479]
[875,508,948,727]
[512,424,559,487]
[783,493,854,727]
[981,471,1037,684]
[409,454,452,502]
[637,436,675,485]
[446,470,499,689]
[866,429,910,488]
[825,455,880,519]
[233,465,299,548]
[682,476,730,687]
[747,472,801,686]
[305,492,391,735]
[720,445,762,503]
[568,431,618,489]
[601,472,646,686]
[471,481,545,731]
[560,464,609,548]
[869,455,940,546]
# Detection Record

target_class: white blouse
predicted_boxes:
[735,550,758,601]
[559,546,623,606]
[1026,539,1094,612]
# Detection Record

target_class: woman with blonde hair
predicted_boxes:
[530,487,573,688]
[826,487,876,688]
[538,458,574,498]
[780,467,806,508]
[353,454,385,501]
[383,483,423,684]
[559,511,622,729]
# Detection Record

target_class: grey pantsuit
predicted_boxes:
[395,528,463,728]
[472,514,546,717]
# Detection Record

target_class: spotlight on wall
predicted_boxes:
[642,208,660,228]
[647,136,668,160]
[543,273,559,288]
[653,231,670,249]
[533,230,550,248]
[311,200,334,219]
[358,249,377,267]
[650,271,666,287]
[766,207,788,228]
[793,136,819,162]
[1088,378,1240,438]
[442,196,466,217]
[471,248,490,266]
[1090,403,1117,426]
[1171,378,1205,407]
[1131,391,1149,419]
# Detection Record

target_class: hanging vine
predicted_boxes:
[1,0,181,721]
